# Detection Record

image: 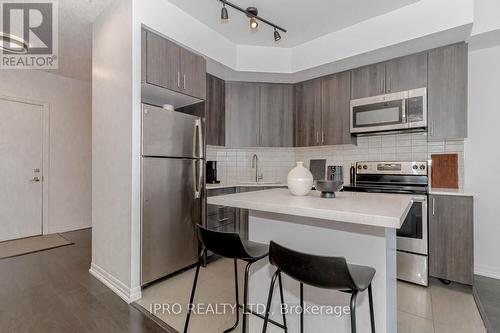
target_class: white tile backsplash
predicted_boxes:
[207,132,465,186]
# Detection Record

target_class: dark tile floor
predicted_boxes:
[0,229,167,333]
[474,274,500,333]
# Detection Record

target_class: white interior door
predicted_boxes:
[0,98,43,242]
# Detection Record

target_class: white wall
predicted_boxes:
[91,0,139,302]
[0,70,91,233]
[465,45,500,279]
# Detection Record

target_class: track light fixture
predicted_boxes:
[274,28,281,42]
[217,0,286,42]
[221,3,228,21]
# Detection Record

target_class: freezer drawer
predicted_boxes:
[141,157,201,285]
[142,104,203,158]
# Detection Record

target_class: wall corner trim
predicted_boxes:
[89,262,142,303]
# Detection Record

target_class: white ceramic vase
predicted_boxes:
[287,161,313,196]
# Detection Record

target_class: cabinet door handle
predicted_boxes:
[177,72,180,87]
[381,79,384,93]
[316,131,319,144]
[322,131,325,144]
[432,198,436,215]
[183,74,186,89]
[388,77,391,92]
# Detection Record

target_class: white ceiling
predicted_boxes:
[169,0,420,47]
[44,0,115,82]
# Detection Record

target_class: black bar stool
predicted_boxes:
[184,225,288,333]
[262,241,376,333]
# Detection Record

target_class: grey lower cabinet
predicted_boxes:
[427,43,468,141]
[206,74,225,146]
[429,194,474,285]
[142,29,206,100]
[226,82,294,147]
[207,186,286,241]
[207,187,237,232]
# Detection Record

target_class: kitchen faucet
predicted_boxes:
[251,154,263,182]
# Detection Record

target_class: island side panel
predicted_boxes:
[247,211,397,333]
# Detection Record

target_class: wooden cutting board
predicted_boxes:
[431,154,459,189]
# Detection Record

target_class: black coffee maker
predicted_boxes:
[206,161,220,184]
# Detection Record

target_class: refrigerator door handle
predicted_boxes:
[194,159,202,199]
[195,119,203,159]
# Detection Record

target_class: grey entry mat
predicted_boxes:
[0,233,73,259]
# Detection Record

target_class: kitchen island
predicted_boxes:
[207,188,413,333]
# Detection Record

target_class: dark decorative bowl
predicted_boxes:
[315,180,344,198]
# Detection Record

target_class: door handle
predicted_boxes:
[183,74,186,90]
[195,119,203,159]
[194,160,202,199]
[177,72,180,87]
[432,198,435,215]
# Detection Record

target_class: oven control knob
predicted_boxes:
[420,164,426,170]
[413,165,419,170]
[357,165,362,170]
[363,165,368,170]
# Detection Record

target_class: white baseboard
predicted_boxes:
[89,262,142,303]
[475,264,500,280]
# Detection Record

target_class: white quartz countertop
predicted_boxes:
[428,187,476,197]
[206,183,287,190]
[207,188,414,229]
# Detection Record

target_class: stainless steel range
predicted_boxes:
[343,161,429,286]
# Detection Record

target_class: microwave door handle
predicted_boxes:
[402,98,408,125]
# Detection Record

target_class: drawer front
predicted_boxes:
[238,186,265,193]
[213,222,236,233]
[207,207,236,230]
[207,187,236,197]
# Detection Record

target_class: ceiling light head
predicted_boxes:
[250,17,258,31]
[274,28,281,42]
[246,7,259,31]
[221,3,229,22]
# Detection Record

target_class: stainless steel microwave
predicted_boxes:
[350,87,427,135]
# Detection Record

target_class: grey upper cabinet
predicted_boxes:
[259,84,294,147]
[429,194,474,285]
[385,52,428,93]
[350,62,386,99]
[428,43,468,141]
[206,74,225,146]
[180,48,206,100]
[145,31,181,93]
[226,82,260,147]
[294,79,322,147]
[351,52,428,98]
[143,29,206,100]
[321,71,355,145]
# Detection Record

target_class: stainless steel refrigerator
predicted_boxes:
[141,103,204,286]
